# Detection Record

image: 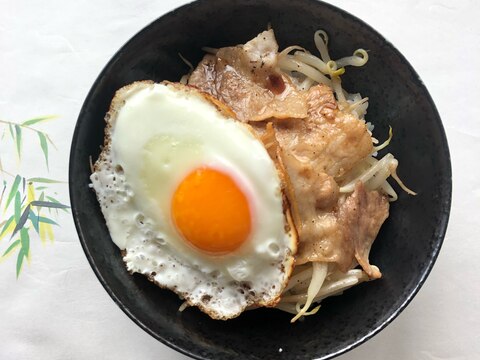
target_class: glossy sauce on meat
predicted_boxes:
[189,30,308,122]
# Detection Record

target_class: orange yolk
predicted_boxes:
[171,167,252,254]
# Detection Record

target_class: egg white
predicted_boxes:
[91,81,296,319]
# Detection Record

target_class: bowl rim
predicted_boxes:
[69,0,452,359]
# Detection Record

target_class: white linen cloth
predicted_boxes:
[1,0,478,359]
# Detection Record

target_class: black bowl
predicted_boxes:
[69,0,451,359]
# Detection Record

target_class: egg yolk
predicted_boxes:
[171,167,252,254]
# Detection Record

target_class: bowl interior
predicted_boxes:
[69,0,451,359]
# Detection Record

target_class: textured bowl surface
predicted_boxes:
[69,0,452,359]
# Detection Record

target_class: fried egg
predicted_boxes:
[90,81,297,319]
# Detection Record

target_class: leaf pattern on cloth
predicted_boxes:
[0,116,69,278]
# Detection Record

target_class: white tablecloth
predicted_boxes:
[1,0,478,359]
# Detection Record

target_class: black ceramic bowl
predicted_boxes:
[69,0,451,359]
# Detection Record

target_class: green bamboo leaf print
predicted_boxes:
[28,210,58,233]
[8,123,15,142]
[14,125,22,159]
[15,229,30,278]
[0,215,14,239]
[14,191,21,223]
[11,204,31,240]
[37,132,49,169]
[4,175,21,210]
[35,192,45,214]
[31,200,69,210]
[2,239,20,257]
[21,115,57,126]
[46,196,69,213]
[46,195,61,203]
[28,177,64,184]
[28,211,39,233]
[0,180,6,207]
[20,228,29,257]
[16,247,25,278]
[1,115,68,277]
[38,216,58,226]
[45,134,56,148]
